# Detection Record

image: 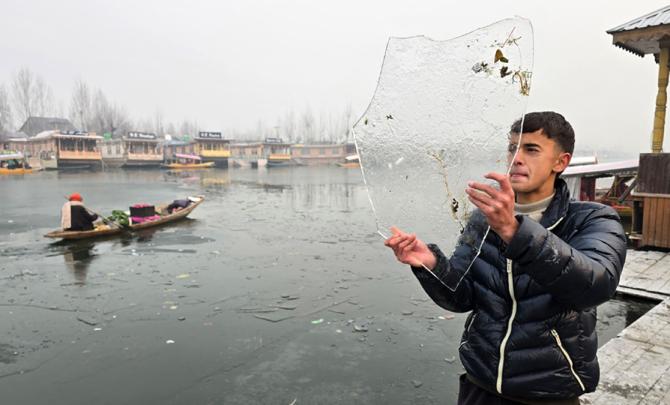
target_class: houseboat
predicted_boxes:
[338,142,360,168]
[195,132,231,168]
[17,130,102,170]
[102,131,163,168]
[230,142,265,168]
[263,138,292,167]
[290,143,346,165]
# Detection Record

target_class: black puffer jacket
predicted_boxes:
[411,178,627,400]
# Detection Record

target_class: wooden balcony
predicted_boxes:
[59,150,102,161]
[200,150,231,158]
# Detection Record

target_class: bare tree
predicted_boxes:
[301,106,315,144]
[10,67,55,127]
[33,76,54,117]
[179,119,199,139]
[282,110,296,142]
[69,79,91,130]
[90,89,131,137]
[0,84,13,133]
[153,109,164,136]
[11,67,34,126]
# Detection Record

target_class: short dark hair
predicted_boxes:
[510,111,574,154]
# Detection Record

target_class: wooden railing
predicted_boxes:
[59,150,102,160]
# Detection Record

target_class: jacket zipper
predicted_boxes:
[495,216,564,394]
[551,329,586,392]
[459,312,478,348]
[496,259,516,394]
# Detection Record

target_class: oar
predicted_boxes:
[62,195,122,229]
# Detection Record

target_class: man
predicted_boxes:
[61,193,99,231]
[385,112,627,404]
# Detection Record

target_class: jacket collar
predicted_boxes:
[539,177,571,229]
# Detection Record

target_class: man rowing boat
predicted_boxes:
[61,193,99,231]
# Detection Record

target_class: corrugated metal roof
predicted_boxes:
[608,5,670,33]
[562,159,638,178]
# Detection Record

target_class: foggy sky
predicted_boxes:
[1,0,668,154]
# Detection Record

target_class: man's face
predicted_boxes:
[507,130,571,194]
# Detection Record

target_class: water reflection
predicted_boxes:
[61,241,96,285]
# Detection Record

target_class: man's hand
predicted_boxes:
[384,227,437,269]
[465,172,518,243]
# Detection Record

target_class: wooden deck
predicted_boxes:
[583,250,670,404]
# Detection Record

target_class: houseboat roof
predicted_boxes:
[164,139,193,146]
[562,159,638,178]
[30,130,102,140]
[292,143,344,148]
[607,5,670,56]
[230,142,262,147]
[0,152,24,160]
[19,116,76,137]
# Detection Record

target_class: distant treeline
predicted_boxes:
[0,67,355,143]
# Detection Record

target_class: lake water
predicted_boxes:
[0,167,656,404]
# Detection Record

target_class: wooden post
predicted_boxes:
[652,47,670,153]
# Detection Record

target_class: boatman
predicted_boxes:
[385,112,627,404]
[61,193,99,231]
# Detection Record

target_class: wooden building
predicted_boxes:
[230,142,264,168]
[195,132,231,168]
[608,5,670,248]
[16,130,102,170]
[290,143,346,165]
[263,138,292,167]
[101,131,163,168]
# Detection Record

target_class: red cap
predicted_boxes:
[68,193,82,202]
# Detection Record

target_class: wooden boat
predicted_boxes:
[128,195,204,230]
[44,224,124,240]
[45,196,205,240]
[162,161,215,169]
[162,153,214,169]
[0,152,34,175]
[337,154,360,168]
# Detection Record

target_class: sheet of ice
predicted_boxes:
[354,17,533,287]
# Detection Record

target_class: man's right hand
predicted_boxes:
[384,226,437,269]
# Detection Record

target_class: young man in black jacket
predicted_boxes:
[385,112,627,404]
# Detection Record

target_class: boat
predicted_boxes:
[337,154,360,168]
[128,196,205,230]
[45,196,205,240]
[162,153,215,169]
[44,224,125,240]
[0,151,34,175]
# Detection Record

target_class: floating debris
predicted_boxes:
[76,315,98,326]
[166,340,175,344]
[237,307,278,314]
[444,356,456,363]
[411,380,423,388]
[353,324,368,333]
[311,318,324,325]
[176,274,190,279]
[401,311,414,316]
[178,316,186,321]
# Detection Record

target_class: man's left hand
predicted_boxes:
[465,172,518,243]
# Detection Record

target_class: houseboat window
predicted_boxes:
[107,144,112,154]
[116,143,121,154]
[86,141,96,152]
[320,148,326,155]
